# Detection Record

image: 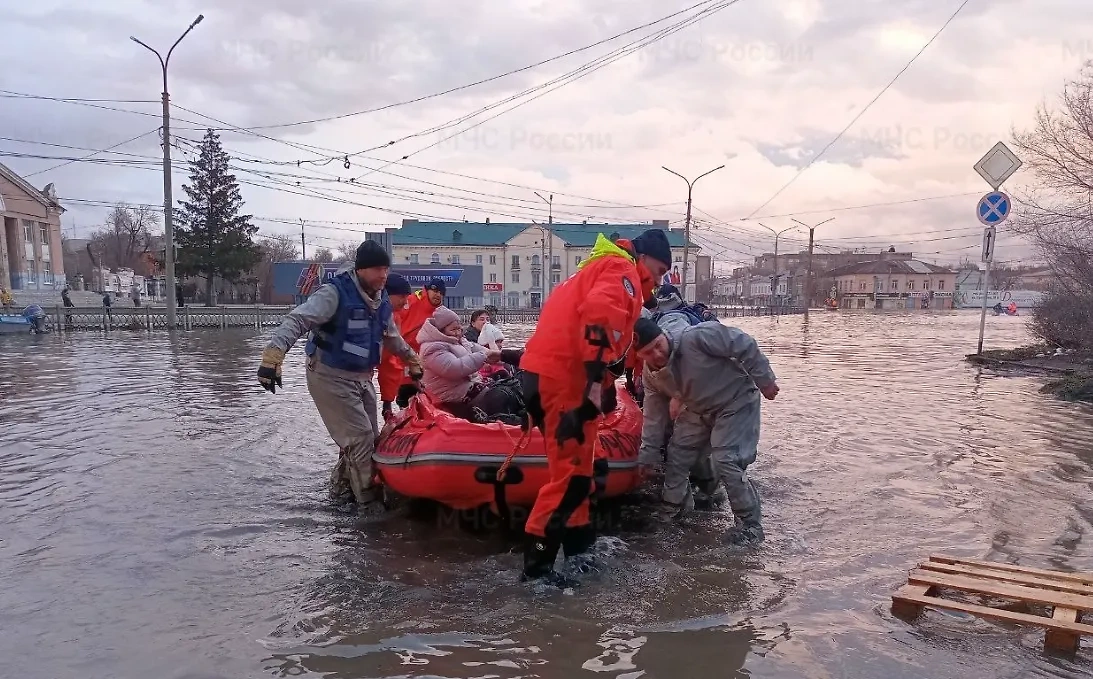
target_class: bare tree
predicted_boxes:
[335,240,358,262]
[88,204,161,275]
[313,247,334,263]
[1011,61,1093,351]
[253,235,300,303]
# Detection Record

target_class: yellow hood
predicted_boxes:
[577,233,635,270]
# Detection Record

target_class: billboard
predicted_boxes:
[272,261,484,304]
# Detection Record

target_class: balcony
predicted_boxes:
[551,263,561,270]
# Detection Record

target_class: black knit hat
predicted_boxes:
[630,229,672,268]
[633,317,664,349]
[384,272,411,296]
[354,240,391,269]
[425,277,447,293]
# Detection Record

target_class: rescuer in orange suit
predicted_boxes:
[379,277,446,417]
[518,229,672,586]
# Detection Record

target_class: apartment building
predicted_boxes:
[0,163,65,293]
[392,219,696,308]
[830,259,957,309]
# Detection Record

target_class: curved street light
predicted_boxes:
[662,164,724,298]
[130,14,204,329]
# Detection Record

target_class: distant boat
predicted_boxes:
[0,314,34,335]
[824,297,838,311]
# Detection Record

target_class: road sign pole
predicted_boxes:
[977,259,992,354]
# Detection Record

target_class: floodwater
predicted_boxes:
[2,311,1092,679]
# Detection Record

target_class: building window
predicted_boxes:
[531,254,540,266]
[39,223,50,245]
[409,253,419,264]
[25,259,36,283]
[938,280,945,290]
[511,271,520,284]
[511,255,520,269]
[489,273,497,283]
[923,280,930,290]
[907,280,914,290]
[451,254,460,264]
[431,252,440,264]
[22,220,34,243]
[552,272,560,284]
[475,254,483,264]
[891,280,898,290]
[489,255,497,265]
[552,255,560,268]
[42,260,51,283]
[859,282,866,291]
[532,272,541,288]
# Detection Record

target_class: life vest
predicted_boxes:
[305,271,392,372]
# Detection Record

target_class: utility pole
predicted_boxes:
[131,14,204,330]
[792,217,834,318]
[299,218,306,260]
[662,164,725,302]
[534,192,554,296]
[757,222,797,308]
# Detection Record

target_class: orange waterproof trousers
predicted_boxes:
[524,375,600,539]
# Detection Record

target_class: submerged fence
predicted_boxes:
[30,303,804,333]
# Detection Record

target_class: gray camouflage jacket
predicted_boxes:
[639,321,776,463]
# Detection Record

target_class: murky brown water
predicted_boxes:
[2,311,1092,679]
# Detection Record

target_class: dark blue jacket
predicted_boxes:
[305,271,392,372]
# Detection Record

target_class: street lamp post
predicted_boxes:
[792,217,833,318]
[534,192,554,296]
[757,222,797,308]
[131,14,204,330]
[662,164,725,301]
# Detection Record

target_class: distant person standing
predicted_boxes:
[102,292,113,322]
[61,288,75,328]
[176,283,186,307]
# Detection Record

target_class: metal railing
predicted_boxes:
[45,305,296,332]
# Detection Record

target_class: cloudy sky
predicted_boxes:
[1,0,1089,271]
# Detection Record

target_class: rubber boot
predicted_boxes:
[562,524,600,574]
[522,534,577,588]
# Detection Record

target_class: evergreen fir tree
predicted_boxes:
[175,129,262,305]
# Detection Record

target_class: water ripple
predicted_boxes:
[1,313,1092,678]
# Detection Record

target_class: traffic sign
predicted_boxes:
[974,141,1022,190]
[982,225,997,263]
[977,191,1010,225]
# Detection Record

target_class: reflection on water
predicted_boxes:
[2,311,1092,679]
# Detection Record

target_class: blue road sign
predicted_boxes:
[977,191,1011,225]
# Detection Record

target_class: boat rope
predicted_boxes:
[496,411,533,482]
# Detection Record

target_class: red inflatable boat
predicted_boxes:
[374,382,644,511]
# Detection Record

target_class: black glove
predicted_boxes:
[584,360,607,385]
[407,363,424,381]
[601,384,617,413]
[381,401,393,418]
[555,399,600,446]
[499,348,523,367]
[606,356,626,378]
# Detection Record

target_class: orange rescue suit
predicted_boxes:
[520,236,648,540]
[378,289,438,402]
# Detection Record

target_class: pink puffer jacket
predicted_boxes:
[416,319,487,403]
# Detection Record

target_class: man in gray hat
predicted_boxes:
[257,241,424,513]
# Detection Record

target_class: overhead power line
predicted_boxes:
[743,0,973,219]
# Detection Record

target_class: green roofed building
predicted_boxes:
[392,218,704,308]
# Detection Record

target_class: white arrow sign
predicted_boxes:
[982,225,997,263]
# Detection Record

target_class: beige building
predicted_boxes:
[0,163,66,293]
[828,259,957,310]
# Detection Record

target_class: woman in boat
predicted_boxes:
[417,306,502,419]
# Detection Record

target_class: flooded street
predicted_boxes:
[3,311,1093,679]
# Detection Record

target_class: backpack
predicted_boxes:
[653,305,705,326]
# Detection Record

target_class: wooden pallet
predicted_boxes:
[891,554,1093,653]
